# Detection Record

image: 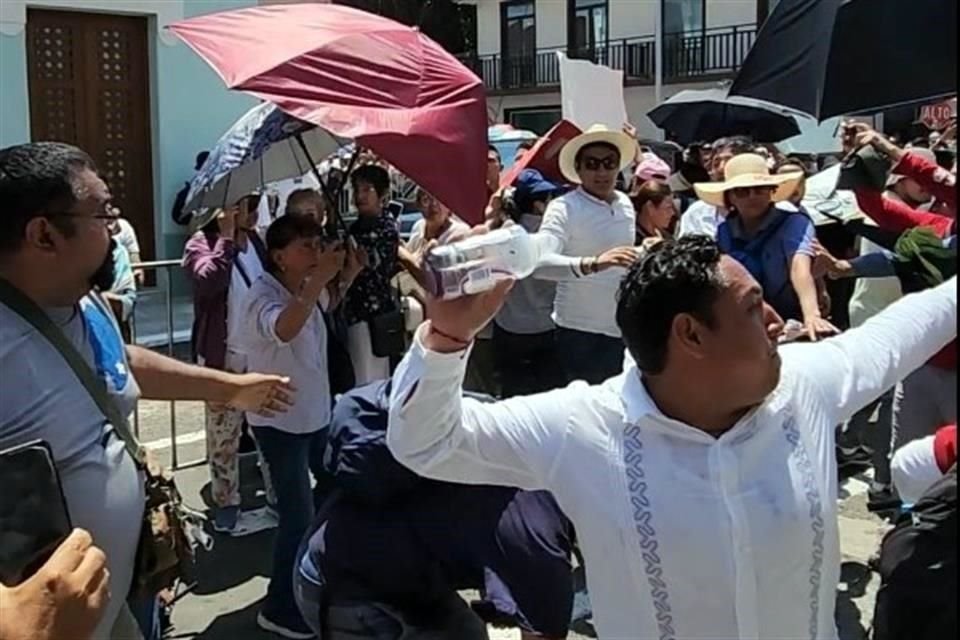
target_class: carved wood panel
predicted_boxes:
[27,9,155,263]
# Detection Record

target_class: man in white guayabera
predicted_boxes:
[386,235,957,640]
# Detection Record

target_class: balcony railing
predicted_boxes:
[459,23,758,93]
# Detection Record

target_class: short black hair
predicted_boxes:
[616,235,725,374]
[488,144,501,159]
[350,164,390,198]
[712,136,754,156]
[517,140,535,152]
[0,142,96,253]
[265,214,323,273]
[575,142,620,166]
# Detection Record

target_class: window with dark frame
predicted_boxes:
[662,0,706,78]
[500,0,536,88]
[505,106,562,136]
[568,0,608,64]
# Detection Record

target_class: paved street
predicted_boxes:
[161,447,887,640]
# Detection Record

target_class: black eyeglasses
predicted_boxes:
[581,156,619,171]
[45,211,119,224]
[730,186,776,198]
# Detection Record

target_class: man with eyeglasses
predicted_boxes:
[532,124,640,384]
[0,142,293,639]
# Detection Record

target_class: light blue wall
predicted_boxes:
[0,31,30,148]
[154,0,257,259]
[0,0,258,260]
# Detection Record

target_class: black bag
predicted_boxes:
[368,308,406,358]
[872,465,957,640]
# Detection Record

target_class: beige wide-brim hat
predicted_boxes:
[694,153,803,208]
[558,124,638,184]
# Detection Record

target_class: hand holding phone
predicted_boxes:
[0,529,109,640]
[0,440,72,586]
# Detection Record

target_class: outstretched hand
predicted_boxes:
[226,373,296,417]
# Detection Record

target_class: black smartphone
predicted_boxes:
[0,440,72,586]
[386,200,404,219]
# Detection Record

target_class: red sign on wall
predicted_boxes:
[920,98,957,129]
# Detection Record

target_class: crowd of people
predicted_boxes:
[0,109,956,640]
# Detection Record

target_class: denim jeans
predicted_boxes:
[839,388,896,485]
[253,426,334,627]
[555,327,624,385]
[492,325,565,397]
[294,565,489,640]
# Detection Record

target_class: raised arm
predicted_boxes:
[892,151,957,210]
[387,282,573,490]
[782,277,957,426]
[853,187,955,237]
[182,232,236,301]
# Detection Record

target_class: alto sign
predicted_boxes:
[919,98,957,130]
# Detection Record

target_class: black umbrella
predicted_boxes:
[647,88,806,145]
[730,0,957,120]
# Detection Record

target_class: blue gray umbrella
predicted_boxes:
[185,101,346,223]
[648,87,812,145]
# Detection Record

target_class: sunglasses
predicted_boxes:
[581,156,619,171]
[729,185,776,198]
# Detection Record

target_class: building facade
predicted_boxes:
[0,0,265,261]
[457,0,772,138]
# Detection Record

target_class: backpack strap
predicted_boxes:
[0,278,145,467]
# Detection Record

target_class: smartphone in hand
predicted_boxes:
[0,440,72,586]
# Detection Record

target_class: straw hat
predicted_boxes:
[693,153,802,207]
[558,124,637,184]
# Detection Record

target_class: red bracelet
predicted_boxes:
[427,323,472,348]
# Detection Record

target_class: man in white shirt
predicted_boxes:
[386,235,957,640]
[532,124,641,384]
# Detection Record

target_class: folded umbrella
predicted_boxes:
[168,4,488,224]
[647,88,807,145]
[730,0,957,120]
[185,102,344,222]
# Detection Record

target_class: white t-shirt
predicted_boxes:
[226,241,264,356]
[535,188,636,338]
[0,295,143,640]
[405,217,471,255]
[677,200,723,238]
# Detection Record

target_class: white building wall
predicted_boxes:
[609,0,656,40]
[706,0,756,28]
[475,0,499,55]
[471,0,758,55]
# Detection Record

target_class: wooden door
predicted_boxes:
[26,9,155,263]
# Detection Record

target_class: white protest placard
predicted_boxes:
[558,51,628,130]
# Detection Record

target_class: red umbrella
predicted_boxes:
[500,120,582,189]
[168,3,488,224]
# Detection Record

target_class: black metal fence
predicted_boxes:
[460,24,758,93]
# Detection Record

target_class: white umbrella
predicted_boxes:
[186,102,346,223]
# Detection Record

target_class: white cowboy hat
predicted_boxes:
[558,124,637,184]
[693,153,803,207]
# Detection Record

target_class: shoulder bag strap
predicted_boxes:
[0,278,145,467]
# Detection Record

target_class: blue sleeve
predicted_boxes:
[780,215,816,259]
[849,251,898,278]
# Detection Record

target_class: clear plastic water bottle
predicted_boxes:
[423,225,540,300]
